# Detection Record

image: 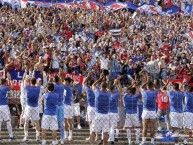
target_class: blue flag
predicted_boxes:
[185,3,192,15]
[149,0,154,6]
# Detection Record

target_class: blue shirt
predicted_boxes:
[94,88,110,114]
[109,91,119,113]
[26,85,40,107]
[184,92,193,113]
[85,87,95,107]
[43,92,59,115]
[54,84,65,106]
[0,86,10,105]
[141,89,158,111]
[124,93,140,114]
[166,90,184,113]
[63,85,73,105]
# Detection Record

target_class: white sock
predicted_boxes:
[142,137,146,143]
[115,129,119,138]
[135,128,140,143]
[101,132,103,140]
[64,131,68,139]
[24,131,28,137]
[42,140,46,145]
[151,138,154,144]
[184,138,188,144]
[36,131,40,136]
[127,129,131,144]
[6,121,13,138]
[69,130,72,138]
[109,127,115,141]
[0,122,2,138]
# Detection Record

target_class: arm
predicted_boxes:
[92,73,104,90]
[83,72,91,89]
[7,72,14,89]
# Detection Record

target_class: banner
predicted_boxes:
[8,70,41,90]
[49,72,84,84]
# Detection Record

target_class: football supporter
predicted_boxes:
[123,85,141,145]
[90,74,111,145]
[140,77,158,145]
[41,82,59,145]
[23,76,41,141]
[0,74,16,140]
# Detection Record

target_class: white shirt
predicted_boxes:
[100,56,110,70]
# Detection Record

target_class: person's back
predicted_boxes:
[26,85,40,107]
[0,86,10,105]
[63,85,73,106]
[141,89,158,111]
[44,92,59,115]
[95,88,110,114]
[157,90,170,110]
[167,90,184,113]
[109,91,119,113]
[124,93,140,114]
[85,86,95,107]
[54,84,65,106]
[184,91,193,113]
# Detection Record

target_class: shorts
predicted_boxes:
[157,109,170,123]
[64,104,73,119]
[0,105,11,122]
[56,105,64,122]
[109,113,119,128]
[183,112,193,129]
[125,113,140,128]
[170,112,183,129]
[41,115,58,130]
[92,113,110,133]
[142,110,157,119]
[24,106,40,121]
[86,106,95,122]
[73,103,80,117]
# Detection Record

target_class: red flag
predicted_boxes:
[167,0,172,7]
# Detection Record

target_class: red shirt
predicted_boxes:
[157,91,170,110]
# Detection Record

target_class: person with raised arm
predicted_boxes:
[123,81,141,145]
[90,73,111,145]
[0,72,16,140]
[140,74,158,145]
[41,82,59,145]
[23,74,41,141]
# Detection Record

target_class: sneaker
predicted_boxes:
[97,140,103,145]
[77,124,82,130]
[10,136,17,141]
[36,135,40,141]
[23,136,28,141]
[60,139,64,144]
[111,141,115,145]
[19,125,24,129]
[85,137,90,141]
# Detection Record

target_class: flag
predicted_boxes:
[149,0,154,6]
[184,3,192,15]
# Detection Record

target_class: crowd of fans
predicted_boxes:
[0,1,193,145]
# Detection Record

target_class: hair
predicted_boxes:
[87,79,94,87]
[188,86,193,92]
[100,81,108,90]
[47,82,54,92]
[109,81,115,92]
[128,87,136,95]
[0,79,7,85]
[30,78,36,85]
[147,82,154,89]
[54,76,60,83]
[173,83,179,90]
[64,77,72,84]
